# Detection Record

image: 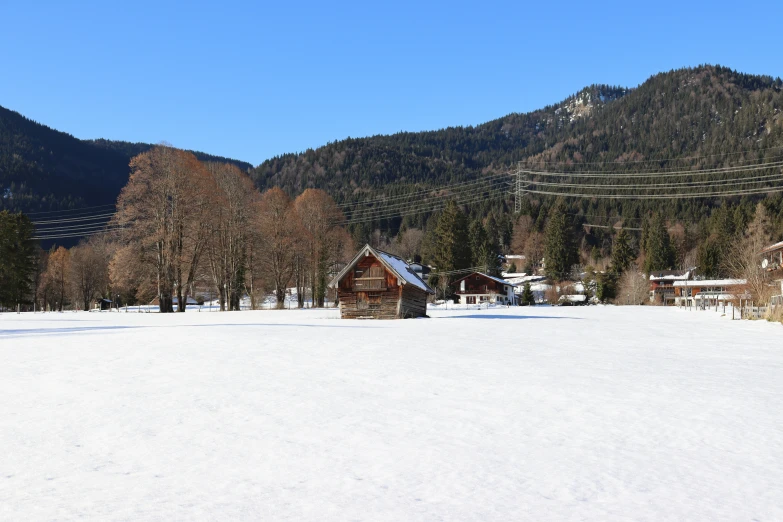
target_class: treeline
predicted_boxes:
[508,196,777,304]
[8,146,354,312]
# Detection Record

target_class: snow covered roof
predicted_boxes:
[673,279,746,287]
[559,294,587,302]
[649,270,692,282]
[329,245,435,294]
[453,272,513,287]
[761,241,783,254]
[505,274,547,285]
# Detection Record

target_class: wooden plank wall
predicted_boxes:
[336,254,429,319]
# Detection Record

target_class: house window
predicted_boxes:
[460,280,465,292]
[466,296,476,304]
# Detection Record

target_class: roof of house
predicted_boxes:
[328,244,435,294]
[673,279,747,287]
[504,274,547,285]
[761,240,783,254]
[452,271,513,287]
[649,269,693,282]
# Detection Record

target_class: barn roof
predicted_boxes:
[329,244,435,294]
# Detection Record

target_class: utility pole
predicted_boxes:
[514,165,524,214]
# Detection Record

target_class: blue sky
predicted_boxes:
[1,1,781,166]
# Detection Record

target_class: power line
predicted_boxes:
[341,185,508,223]
[24,204,116,217]
[523,185,783,199]
[518,159,783,178]
[339,172,509,209]
[338,187,509,225]
[525,145,783,166]
[526,172,783,190]
[31,212,116,225]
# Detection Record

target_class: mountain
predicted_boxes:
[4,65,783,236]
[0,105,252,214]
[251,65,783,232]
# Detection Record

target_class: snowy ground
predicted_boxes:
[1,306,782,521]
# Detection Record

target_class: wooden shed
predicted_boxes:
[329,244,435,319]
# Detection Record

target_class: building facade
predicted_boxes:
[330,245,434,319]
[451,272,516,305]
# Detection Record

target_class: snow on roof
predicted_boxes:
[505,274,547,285]
[649,270,692,281]
[761,241,783,253]
[329,245,435,294]
[502,272,527,278]
[559,294,587,302]
[375,250,433,293]
[673,279,746,287]
[454,272,513,286]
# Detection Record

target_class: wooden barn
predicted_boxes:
[329,245,434,319]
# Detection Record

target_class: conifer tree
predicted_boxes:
[610,229,634,274]
[643,214,675,274]
[0,211,37,310]
[431,201,471,273]
[520,282,535,306]
[544,203,578,280]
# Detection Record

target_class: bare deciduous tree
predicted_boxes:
[256,187,298,309]
[114,146,214,312]
[293,189,350,308]
[724,203,772,303]
[45,246,70,311]
[394,228,424,261]
[204,163,257,311]
[69,241,110,311]
[617,267,649,305]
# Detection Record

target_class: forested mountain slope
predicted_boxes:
[0,105,252,213]
[252,65,783,232]
[3,65,783,233]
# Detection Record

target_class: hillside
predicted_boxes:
[252,65,783,231]
[0,105,252,214]
[3,65,783,236]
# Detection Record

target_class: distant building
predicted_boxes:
[329,245,434,319]
[673,279,748,308]
[95,298,113,311]
[451,272,516,305]
[409,262,432,282]
[649,269,694,305]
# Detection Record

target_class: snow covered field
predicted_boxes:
[1,306,782,521]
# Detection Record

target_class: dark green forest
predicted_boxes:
[0,105,252,214]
